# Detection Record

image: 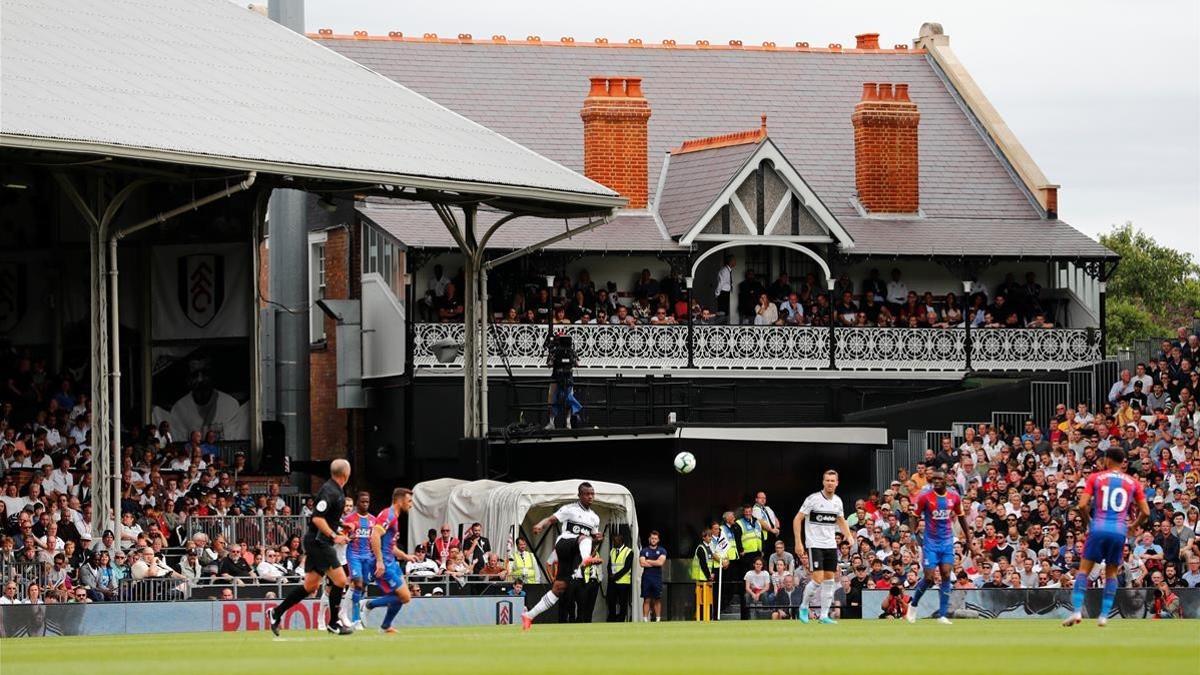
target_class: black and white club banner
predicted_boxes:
[151,244,250,340]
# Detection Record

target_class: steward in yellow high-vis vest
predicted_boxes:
[736,506,763,556]
[606,533,633,622]
[507,538,538,584]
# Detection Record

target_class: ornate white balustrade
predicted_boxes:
[412,323,1100,373]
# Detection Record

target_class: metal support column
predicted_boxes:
[826,277,837,370]
[685,275,695,369]
[962,280,973,371]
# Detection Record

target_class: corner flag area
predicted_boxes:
[4,621,1196,674]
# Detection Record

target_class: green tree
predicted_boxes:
[1099,222,1200,353]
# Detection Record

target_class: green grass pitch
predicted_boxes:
[3,620,1197,674]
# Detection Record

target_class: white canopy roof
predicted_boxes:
[408,478,466,544]
[410,478,642,619]
[0,0,622,210]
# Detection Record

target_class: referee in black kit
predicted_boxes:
[269,458,355,636]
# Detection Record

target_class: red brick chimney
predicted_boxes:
[852,82,920,214]
[855,32,880,50]
[581,76,651,209]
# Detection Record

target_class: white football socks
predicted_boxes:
[819,579,837,619]
[526,590,559,619]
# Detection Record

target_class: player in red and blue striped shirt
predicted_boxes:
[907,471,971,624]
[363,487,415,633]
[341,492,375,629]
[1063,447,1149,627]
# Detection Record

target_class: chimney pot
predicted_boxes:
[878,83,894,101]
[606,77,623,97]
[894,83,910,102]
[855,32,880,50]
[588,77,608,97]
[625,77,645,98]
[861,82,879,101]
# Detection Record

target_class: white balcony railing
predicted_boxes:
[413,323,1101,373]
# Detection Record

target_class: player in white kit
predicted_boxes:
[521,482,601,630]
[793,470,855,625]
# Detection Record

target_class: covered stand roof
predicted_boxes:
[316,32,1115,259]
[0,0,622,216]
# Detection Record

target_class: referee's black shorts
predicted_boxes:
[304,536,341,575]
[553,538,583,584]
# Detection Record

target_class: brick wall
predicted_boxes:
[581,76,651,208]
[852,82,920,214]
[309,227,349,473]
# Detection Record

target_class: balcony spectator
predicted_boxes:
[767,273,792,304]
[714,255,735,318]
[753,293,779,326]
[779,292,805,325]
[885,269,908,308]
[436,282,464,323]
[737,270,763,325]
[633,269,659,301]
[835,291,859,326]
[861,268,885,304]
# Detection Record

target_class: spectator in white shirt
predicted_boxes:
[1108,370,1133,404]
[0,580,22,604]
[885,268,908,307]
[714,255,735,319]
[255,548,289,582]
[118,512,143,550]
[405,546,442,577]
[68,415,90,446]
[45,458,75,497]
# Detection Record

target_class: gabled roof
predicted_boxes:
[659,136,853,248]
[0,0,622,213]
[657,142,761,237]
[315,33,1116,259]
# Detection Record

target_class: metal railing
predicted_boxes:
[184,515,308,549]
[414,323,1102,373]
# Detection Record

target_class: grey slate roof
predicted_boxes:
[0,0,620,210]
[322,38,1115,259]
[359,201,676,252]
[657,142,762,236]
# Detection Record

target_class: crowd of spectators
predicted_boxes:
[0,344,316,603]
[687,326,1199,620]
[419,260,1063,330]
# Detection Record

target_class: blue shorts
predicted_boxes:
[347,555,375,582]
[641,576,662,599]
[376,560,404,594]
[923,543,955,568]
[1082,532,1125,566]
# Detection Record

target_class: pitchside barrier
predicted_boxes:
[0,596,522,638]
[862,588,1200,620]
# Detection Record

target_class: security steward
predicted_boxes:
[606,532,633,622]
[690,529,716,620]
[733,503,763,619]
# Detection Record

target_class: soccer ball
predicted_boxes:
[673,451,696,474]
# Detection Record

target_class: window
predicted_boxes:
[310,241,326,342]
[361,223,404,300]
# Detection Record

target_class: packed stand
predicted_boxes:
[0,346,311,603]
[419,261,1063,328]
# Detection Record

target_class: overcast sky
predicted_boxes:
[298,0,1200,257]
